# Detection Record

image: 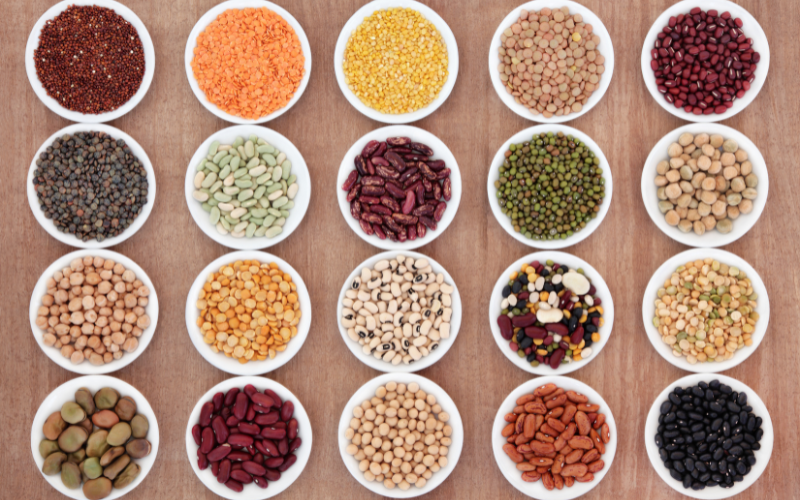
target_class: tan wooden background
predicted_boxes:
[2,0,797,498]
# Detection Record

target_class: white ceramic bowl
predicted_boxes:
[185,376,312,499]
[336,250,462,372]
[184,125,311,250]
[25,0,155,123]
[488,0,615,123]
[492,376,617,499]
[29,249,159,375]
[336,125,461,250]
[184,0,312,124]
[31,375,160,500]
[489,251,614,375]
[27,124,157,249]
[184,251,311,375]
[641,123,768,248]
[333,0,459,124]
[338,373,463,497]
[642,248,769,373]
[644,373,773,499]
[640,0,770,123]
[488,124,613,249]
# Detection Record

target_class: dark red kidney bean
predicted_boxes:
[362,185,385,196]
[217,459,231,483]
[361,175,384,186]
[280,401,294,422]
[384,181,406,199]
[373,141,387,157]
[265,457,284,468]
[207,444,232,462]
[231,462,243,471]
[231,470,253,484]
[238,422,260,435]
[229,428,241,436]
[436,168,451,180]
[443,177,452,201]
[354,156,368,176]
[227,433,254,448]
[199,402,214,427]
[403,154,426,162]
[254,439,269,456]
[226,416,240,427]
[376,165,399,180]
[398,166,419,184]
[287,419,298,440]
[387,136,411,146]
[260,439,281,458]
[511,313,536,328]
[192,424,202,446]
[198,452,209,470]
[402,191,415,214]
[212,416,229,444]
[272,421,286,430]
[200,427,216,454]
[243,461,267,476]
[252,404,271,414]
[415,183,425,205]
[243,384,257,398]
[264,469,282,481]
[288,438,302,454]
[419,215,437,230]
[359,219,374,235]
[221,406,231,420]
[346,183,360,202]
[410,142,433,156]
[384,151,406,172]
[224,388,239,406]
[247,443,257,456]
[245,404,256,422]
[253,476,269,489]
[390,147,412,154]
[408,225,417,240]
[212,392,224,412]
[341,169,359,191]
[277,454,297,472]
[255,411,280,427]
[254,453,264,465]
[525,326,547,339]
[224,479,243,492]
[426,159,445,171]
[373,224,387,239]
[361,140,380,157]
[403,173,421,188]
[233,393,249,420]
[261,427,286,440]
[371,156,390,167]
[278,438,289,456]
[366,158,376,175]
[434,201,446,222]
[497,315,513,340]
[370,204,392,216]
[393,213,418,226]
[549,348,566,369]
[416,221,426,238]
[227,451,250,462]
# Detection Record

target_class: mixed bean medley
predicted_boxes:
[653,258,759,365]
[494,132,605,241]
[341,255,454,366]
[39,387,152,499]
[497,259,604,369]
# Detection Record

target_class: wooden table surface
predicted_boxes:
[3,0,797,498]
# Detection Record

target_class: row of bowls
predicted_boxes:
[30,245,769,377]
[27,121,769,253]
[32,371,773,500]
[24,0,769,125]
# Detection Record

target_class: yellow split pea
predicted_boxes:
[196,259,301,363]
[343,8,449,114]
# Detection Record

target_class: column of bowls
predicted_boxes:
[26,1,161,498]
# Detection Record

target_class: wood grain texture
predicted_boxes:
[2,0,797,498]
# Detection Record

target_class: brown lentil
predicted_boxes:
[34,5,145,114]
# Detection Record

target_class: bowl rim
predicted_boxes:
[337,372,463,498]
[29,249,160,375]
[184,124,311,250]
[184,250,312,375]
[184,375,312,499]
[639,0,770,123]
[27,123,157,249]
[487,124,613,249]
[488,251,615,375]
[184,0,313,124]
[335,124,462,250]
[30,375,160,500]
[488,0,615,124]
[24,0,156,123]
[335,250,462,372]
[641,247,770,373]
[333,0,459,124]
[640,123,769,248]
[492,375,617,499]
[643,373,774,499]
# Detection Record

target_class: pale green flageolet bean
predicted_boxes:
[264,154,277,167]
[267,183,283,194]
[257,173,271,185]
[245,141,255,158]
[210,181,223,193]
[272,166,283,182]
[212,151,227,164]
[201,203,211,212]
[222,186,239,195]
[214,192,231,202]
[254,226,268,237]
[238,189,254,202]
[220,218,231,230]
[233,168,248,179]
[272,196,288,208]
[219,165,231,179]
[250,217,264,225]
[209,141,220,156]
[242,199,258,208]
[268,190,283,201]
[266,226,283,238]
[233,137,244,148]
[246,223,257,237]
[274,217,286,227]
[219,155,232,168]
[280,209,290,218]
[287,174,296,185]
[263,215,276,227]
[210,207,220,224]
[230,157,240,170]
[257,145,274,154]
[250,209,268,218]
[235,180,253,188]
[205,162,220,173]
[267,208,281,217]
[254,186,266,200]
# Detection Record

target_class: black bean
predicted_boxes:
[502,285,511,298]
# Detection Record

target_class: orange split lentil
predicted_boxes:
[343,8,449,114]
[191,8,305,120]
[196,259,302,363]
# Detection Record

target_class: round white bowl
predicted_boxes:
[641,123,768,248]
[488,0,615,124]
[25,0,155,123]
[185,376,312,499]
[185,0,312,124]
[336,125,462,250]
[492,375,617,499]
[336,250,462,372]
[27,124,157,249]
[184,251,311,375]
[29,249,160,375]
[640,0,770,123]
[31,375,160,500]
[333,0,459,124]
[488,124,613,249]
[642,248,769,373]
[338,373,463,498]
[184,125,311,250]
[489,251,614,375]
[644,373,773,499]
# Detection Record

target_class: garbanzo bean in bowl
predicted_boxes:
[185,251,311,376]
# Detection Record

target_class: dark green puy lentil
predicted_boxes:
[494,131,605,241]
[33,132,149,242]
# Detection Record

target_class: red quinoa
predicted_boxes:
[34,5,145,114]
